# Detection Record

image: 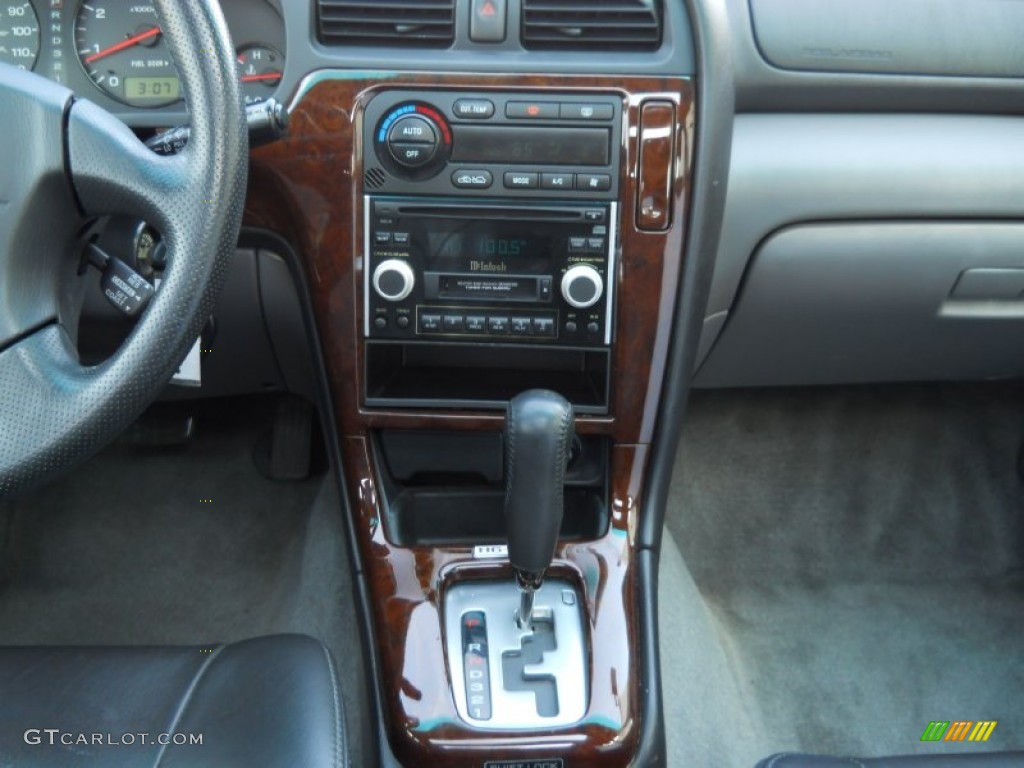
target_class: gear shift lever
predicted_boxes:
[504,389,575,629]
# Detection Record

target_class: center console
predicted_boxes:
[362,90,620,413]
[245,71,694,767]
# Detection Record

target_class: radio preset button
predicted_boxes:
[453,99,495,119]
[373,259,416,302]
[443,314,465,332]
[389,142,437,167]
[541,172,574,190]
[576,173,612,192]
[488,316,510,334]
[511,317,533,335]
[419,314,442,332]
[533,317,555,337]
[506,101,559,119]
[559,103,614,121]
[562,264,604,309]
[504,172,538,189]
[466,315,487,332]
[452,169,494,189]
[568,236,588,254]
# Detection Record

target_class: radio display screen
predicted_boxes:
[450,126,610,166]
[419,220,558,275]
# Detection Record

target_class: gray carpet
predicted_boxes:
[660,383,1024,767]
[0,399,367,767]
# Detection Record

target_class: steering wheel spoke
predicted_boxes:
[67,99,191,233]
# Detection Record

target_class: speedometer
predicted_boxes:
[0,1,41,71]
[74,1,182,107]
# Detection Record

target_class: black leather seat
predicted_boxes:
[0,634,345,767]
[757,753,1024,767]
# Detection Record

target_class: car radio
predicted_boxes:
[365,198,616,348]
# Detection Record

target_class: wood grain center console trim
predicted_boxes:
[244,72,694,767]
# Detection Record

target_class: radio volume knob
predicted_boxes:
[561,264,604,309]
[373,259,415,302]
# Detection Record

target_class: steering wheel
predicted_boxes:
[0,1,247,497]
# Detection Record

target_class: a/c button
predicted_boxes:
[452,169,493,189]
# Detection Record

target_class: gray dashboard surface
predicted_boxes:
[749,0,1024,79]
[695,222,1024,387]
[696,113,1024,374]
[724,0,1024,114]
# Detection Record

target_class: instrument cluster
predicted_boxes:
[1,0,285,124]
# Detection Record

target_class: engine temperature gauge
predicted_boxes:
[236,44,283,106]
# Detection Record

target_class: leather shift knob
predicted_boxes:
[504,389,575,577]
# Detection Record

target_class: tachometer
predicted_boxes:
[74,1,181,107]
[0,1,40,71]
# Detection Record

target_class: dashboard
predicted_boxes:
[7,0,1024,765]
[2,0,285,126]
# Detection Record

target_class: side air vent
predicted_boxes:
[522,0,661,50]
[317,0,455,48]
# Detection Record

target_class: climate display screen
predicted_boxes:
[450,126,610,166]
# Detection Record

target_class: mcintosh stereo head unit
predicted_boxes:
[365,198,616,349]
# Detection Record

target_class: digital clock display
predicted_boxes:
[124,77,181,101]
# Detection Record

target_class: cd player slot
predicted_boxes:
[384,204,586,222]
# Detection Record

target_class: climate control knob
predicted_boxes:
[373,259,415,302]
[561,264,604,309]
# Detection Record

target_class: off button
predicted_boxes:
[452,169,493,189]
[390,143,436,167]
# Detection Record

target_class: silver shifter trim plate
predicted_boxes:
[444,578,588,730]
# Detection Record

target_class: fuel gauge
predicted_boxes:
[236,44,283,106]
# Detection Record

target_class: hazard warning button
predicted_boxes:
[470,0,507,43]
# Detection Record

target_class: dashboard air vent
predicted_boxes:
[522,0,661,50]
[317,0,455,48]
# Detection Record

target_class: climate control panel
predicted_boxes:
[363,90,622,199]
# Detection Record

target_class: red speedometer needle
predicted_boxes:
[85,26,161,64]
[240,72,281,83]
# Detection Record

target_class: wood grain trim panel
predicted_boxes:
[246,73,694,444]
[342,436,648,767]
[244,71,693,766]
